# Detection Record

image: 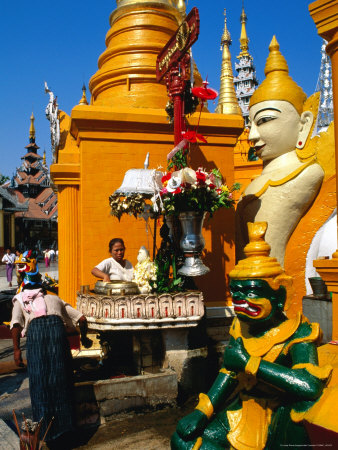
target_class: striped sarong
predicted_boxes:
[26,315,74,441]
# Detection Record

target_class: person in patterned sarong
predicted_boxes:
[10,253,92,445]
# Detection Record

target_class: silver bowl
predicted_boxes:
[94,280,140,295]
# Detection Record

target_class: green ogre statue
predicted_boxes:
[171,222,333,449]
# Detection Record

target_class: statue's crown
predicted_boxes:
[230,222,284,280]
[249,36,306,115]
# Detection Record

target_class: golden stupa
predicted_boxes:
[51,1,243,306]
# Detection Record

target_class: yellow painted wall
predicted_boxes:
[58,106,243,307]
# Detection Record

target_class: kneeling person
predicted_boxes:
[11,278,91,442]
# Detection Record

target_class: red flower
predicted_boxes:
[182,130,207,144]
[173,187,182,195]
[196,169,206,183]
[161,173,172,183]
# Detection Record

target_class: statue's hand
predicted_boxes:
[176,409,208,440]
[223,338,250,372]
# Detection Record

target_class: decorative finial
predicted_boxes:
[250,36,306,115]
[237,2,250,59]
[220,9,231,47]
[29,112,36,143]
[144,152,150,169]
[176,0,186,19]
[43,149,46,165]
[79,84,89,105]
[215,9,241,115]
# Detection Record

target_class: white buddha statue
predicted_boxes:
[133,246,157,294]
[236,37,324,267]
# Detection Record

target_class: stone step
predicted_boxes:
[0,418,20,449]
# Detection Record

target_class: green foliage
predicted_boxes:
[167,148,188,171]
[0,173,9,185]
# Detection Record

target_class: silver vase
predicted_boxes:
[165,215,182,253]
[178,211,210,277]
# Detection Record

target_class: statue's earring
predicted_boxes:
[296,111,314,149]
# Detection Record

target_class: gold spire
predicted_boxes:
[29,112,36,141]
[79,84,89,105]
[237,4,250,59]
[43,149,46,165]
[249,36,307,115]
[215,9,241,115]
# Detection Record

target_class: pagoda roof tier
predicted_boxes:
[30,160,44,169]
[14,189,57,220]
[21,152,42,160]
[35,190,57,210]
[235,61,255,70]
[0,187,28,212]
[24,142,40,150]
[234,73,257,82]
[236,86,257,94]
[14,172,49,186]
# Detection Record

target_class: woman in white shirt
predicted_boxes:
[91,238,133,282]
[2,248,16,287]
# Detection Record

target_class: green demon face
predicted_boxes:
[229,279,286,324]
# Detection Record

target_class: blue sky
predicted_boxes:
[0,1,323,177]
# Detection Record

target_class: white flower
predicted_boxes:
[167,176,181,192]
[180,167,197,184]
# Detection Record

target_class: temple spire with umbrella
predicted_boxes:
[215,9,241,115]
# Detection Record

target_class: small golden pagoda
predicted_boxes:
[51,1,243,307]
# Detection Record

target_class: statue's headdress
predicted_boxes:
[230,222,292,292]
[15,250,42,290]
[249,36,306,115]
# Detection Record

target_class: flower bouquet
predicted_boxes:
[155,167,240,217]
[151,167,240,277]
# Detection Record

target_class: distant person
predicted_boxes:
[49,248,55,263]
[43,249,50,268]
[2,248,15,287]
[91,238,133,282]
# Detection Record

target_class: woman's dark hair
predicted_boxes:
[109,238,125,253]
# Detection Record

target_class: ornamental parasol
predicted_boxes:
[190,79,218,142]
[191,80,218,101]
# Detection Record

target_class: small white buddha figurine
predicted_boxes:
[133,246,157,294]
[236,36,324,267]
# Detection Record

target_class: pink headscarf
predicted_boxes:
[21,288,47,318]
